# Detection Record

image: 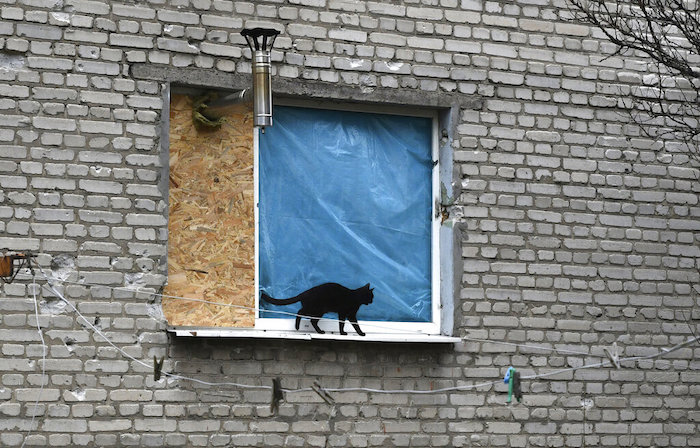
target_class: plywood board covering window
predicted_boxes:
[163,94,255,327]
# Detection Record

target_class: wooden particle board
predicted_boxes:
[162,94,255,328]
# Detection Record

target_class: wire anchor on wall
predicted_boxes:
[270,377,284,415]
[0,252,36,284]
[604,342,621,369]
[311,380,336,418]
[311,380,334,406]
[153,356,165,381]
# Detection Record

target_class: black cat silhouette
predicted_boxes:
[261,283,374,336]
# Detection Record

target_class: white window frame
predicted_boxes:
[252,99,442,337]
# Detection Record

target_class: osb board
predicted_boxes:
[163,94,255,327]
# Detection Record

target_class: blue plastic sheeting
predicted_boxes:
[259,106,433,322]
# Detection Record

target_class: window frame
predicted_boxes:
[253,99,443,336]
[161,84,460,342]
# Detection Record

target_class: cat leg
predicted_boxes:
[310,318,325,334]
[349,316,365,336]
[339,315,347,335]
[296,307,309,330]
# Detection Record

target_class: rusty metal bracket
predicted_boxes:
[0,252,37,284]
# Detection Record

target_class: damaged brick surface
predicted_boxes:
[0,0,699,447]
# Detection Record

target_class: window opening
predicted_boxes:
[164,94,443,337]
[257,105,439,334]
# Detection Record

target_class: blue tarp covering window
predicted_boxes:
[259,106,433,322]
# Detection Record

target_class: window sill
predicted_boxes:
[167,326,460,343]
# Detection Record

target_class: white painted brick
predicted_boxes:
[0,114,30,127]
[113,4,156,19]
[483,14,517,28]
[157,9,199,25]
[126,184,163,197]
[0,175,28,189]
[16,23,62,39]
[157,37,200,54]
[0,2,699,447]
[78,120,123,135]
[368,32,406,47]
[78,180,123,194]
[373,60,410,74]
[520,19,554,32]
[34,208,74,221]
[80,91,125,106]
[489,71,524,85]
[287,23,327,38]
[74,60,120,75]
[109,34,154,49]
[367,2,405,16]
[0,237,40,250]
[328,28,367,43]
[32,117,76,131]
[125,213,167,226]
[64,29,108,44]
[555,23,590,37]
[407,36,444,50]
[413,65,449,78]
[200,41,241,57]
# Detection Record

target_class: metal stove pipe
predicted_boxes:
[252,50,272,131]
[241,28,280,133]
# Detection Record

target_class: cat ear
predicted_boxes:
[363,283,370,289]
[370,288,374,292]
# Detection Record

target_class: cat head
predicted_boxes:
[363,283,374,304]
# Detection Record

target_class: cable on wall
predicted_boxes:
[13,269,699,365]
[14,270,699,399]
[22,272,435,336]
[38,273,276,392]
[460,336,592,356]
[20,275,46,448]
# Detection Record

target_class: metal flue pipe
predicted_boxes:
[241,27,280,133]
[203,89,253,116]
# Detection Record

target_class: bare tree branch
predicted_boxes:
[569,0,700,165]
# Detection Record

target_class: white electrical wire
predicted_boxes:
[21,272,435,336]
[522,334,700,380]
[38,274,275,391]
[15,269,699,363]
[20,275,46,448]
[460,336,592,356]
[23,270,700,397]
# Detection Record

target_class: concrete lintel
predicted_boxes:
[130,64,483,110]
[131,64,249,91]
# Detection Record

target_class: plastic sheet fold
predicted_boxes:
[259,106,433,322]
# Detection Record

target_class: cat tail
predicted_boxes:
[260,291,301,305]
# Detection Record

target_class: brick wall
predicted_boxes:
[1,0,699,447]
